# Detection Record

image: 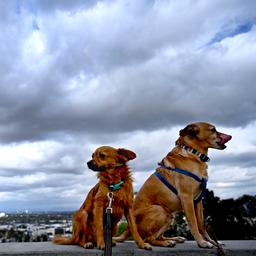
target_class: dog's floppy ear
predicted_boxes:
[117,148,136,161]
[179,124,199,138]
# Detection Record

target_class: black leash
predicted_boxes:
[206,222,225,256]
[104,192,114,256]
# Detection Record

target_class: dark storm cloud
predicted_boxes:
[1,0,256,210]
[214,151,256,168]
[0,165,85,178]
[1,1,256,143]
[1,44,256,143]
[0,172,85,192]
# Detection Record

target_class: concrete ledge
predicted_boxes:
[0,241,255,256]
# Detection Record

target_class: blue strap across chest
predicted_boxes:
[154,172,178,195]
[154,164,208,203]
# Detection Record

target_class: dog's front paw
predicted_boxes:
[97,240,105,250]
[112,239,117,246]
[139,242,152,250]
[197,240,214,248]
[97,243,105,250]
[84,242,93,249]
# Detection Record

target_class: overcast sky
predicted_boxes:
[0,0,256,212]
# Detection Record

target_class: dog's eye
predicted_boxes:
[99,152,106,159]
[211,127,216,133]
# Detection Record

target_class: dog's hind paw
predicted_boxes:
[113,236,125,243]
[171,236,186,243]
[165,240,176,247]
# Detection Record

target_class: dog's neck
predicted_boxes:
[97,165,132,186]
[176,143,210,162]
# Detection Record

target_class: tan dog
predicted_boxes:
[53,146,151,250]
[116,122,232,248]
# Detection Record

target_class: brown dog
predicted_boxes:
[53,146,151,250]
[116,122,232,248]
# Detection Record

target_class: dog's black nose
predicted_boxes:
[87,160,105,172]
[87,160,95,170]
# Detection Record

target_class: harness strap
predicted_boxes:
[159,164,203,183]
[154,172,178,195]
[155,164,208,203]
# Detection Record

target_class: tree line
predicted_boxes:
[165,190,256,240]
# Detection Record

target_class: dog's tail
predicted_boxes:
[114,227,131,243]
[53,235,76,245]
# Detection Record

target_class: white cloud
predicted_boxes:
[22,30,46,62]
[0,0,256,211]
[0,141,64,169]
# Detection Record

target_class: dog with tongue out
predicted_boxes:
[115,122,232,249]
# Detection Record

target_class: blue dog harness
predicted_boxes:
[155,163,208,204]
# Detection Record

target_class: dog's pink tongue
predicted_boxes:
[220,133,232,144]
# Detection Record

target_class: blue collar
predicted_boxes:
[157,163,207,202]
[109,180,124,191]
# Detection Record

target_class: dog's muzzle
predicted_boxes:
[87,160,106,172]
[217,133,232,149]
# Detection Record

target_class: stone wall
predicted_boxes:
[0,241,255,256]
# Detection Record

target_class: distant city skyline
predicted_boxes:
[0,0,256,211]
[0,211,72,243]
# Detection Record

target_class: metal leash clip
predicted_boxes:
[106,192,114,213]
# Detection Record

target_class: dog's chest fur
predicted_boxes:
[93,181,133,217]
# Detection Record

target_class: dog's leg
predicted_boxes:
[93,204,105,250]
[159,214,186,243]
[80,211,94,249]
[145,219,176,247]
[180,196,213,248]
[195,201,219,247]
[73,210,93,248]
[125,208,152,250]
[111,221,119,246]
[135,205,176,247]
[73,210,86,246]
